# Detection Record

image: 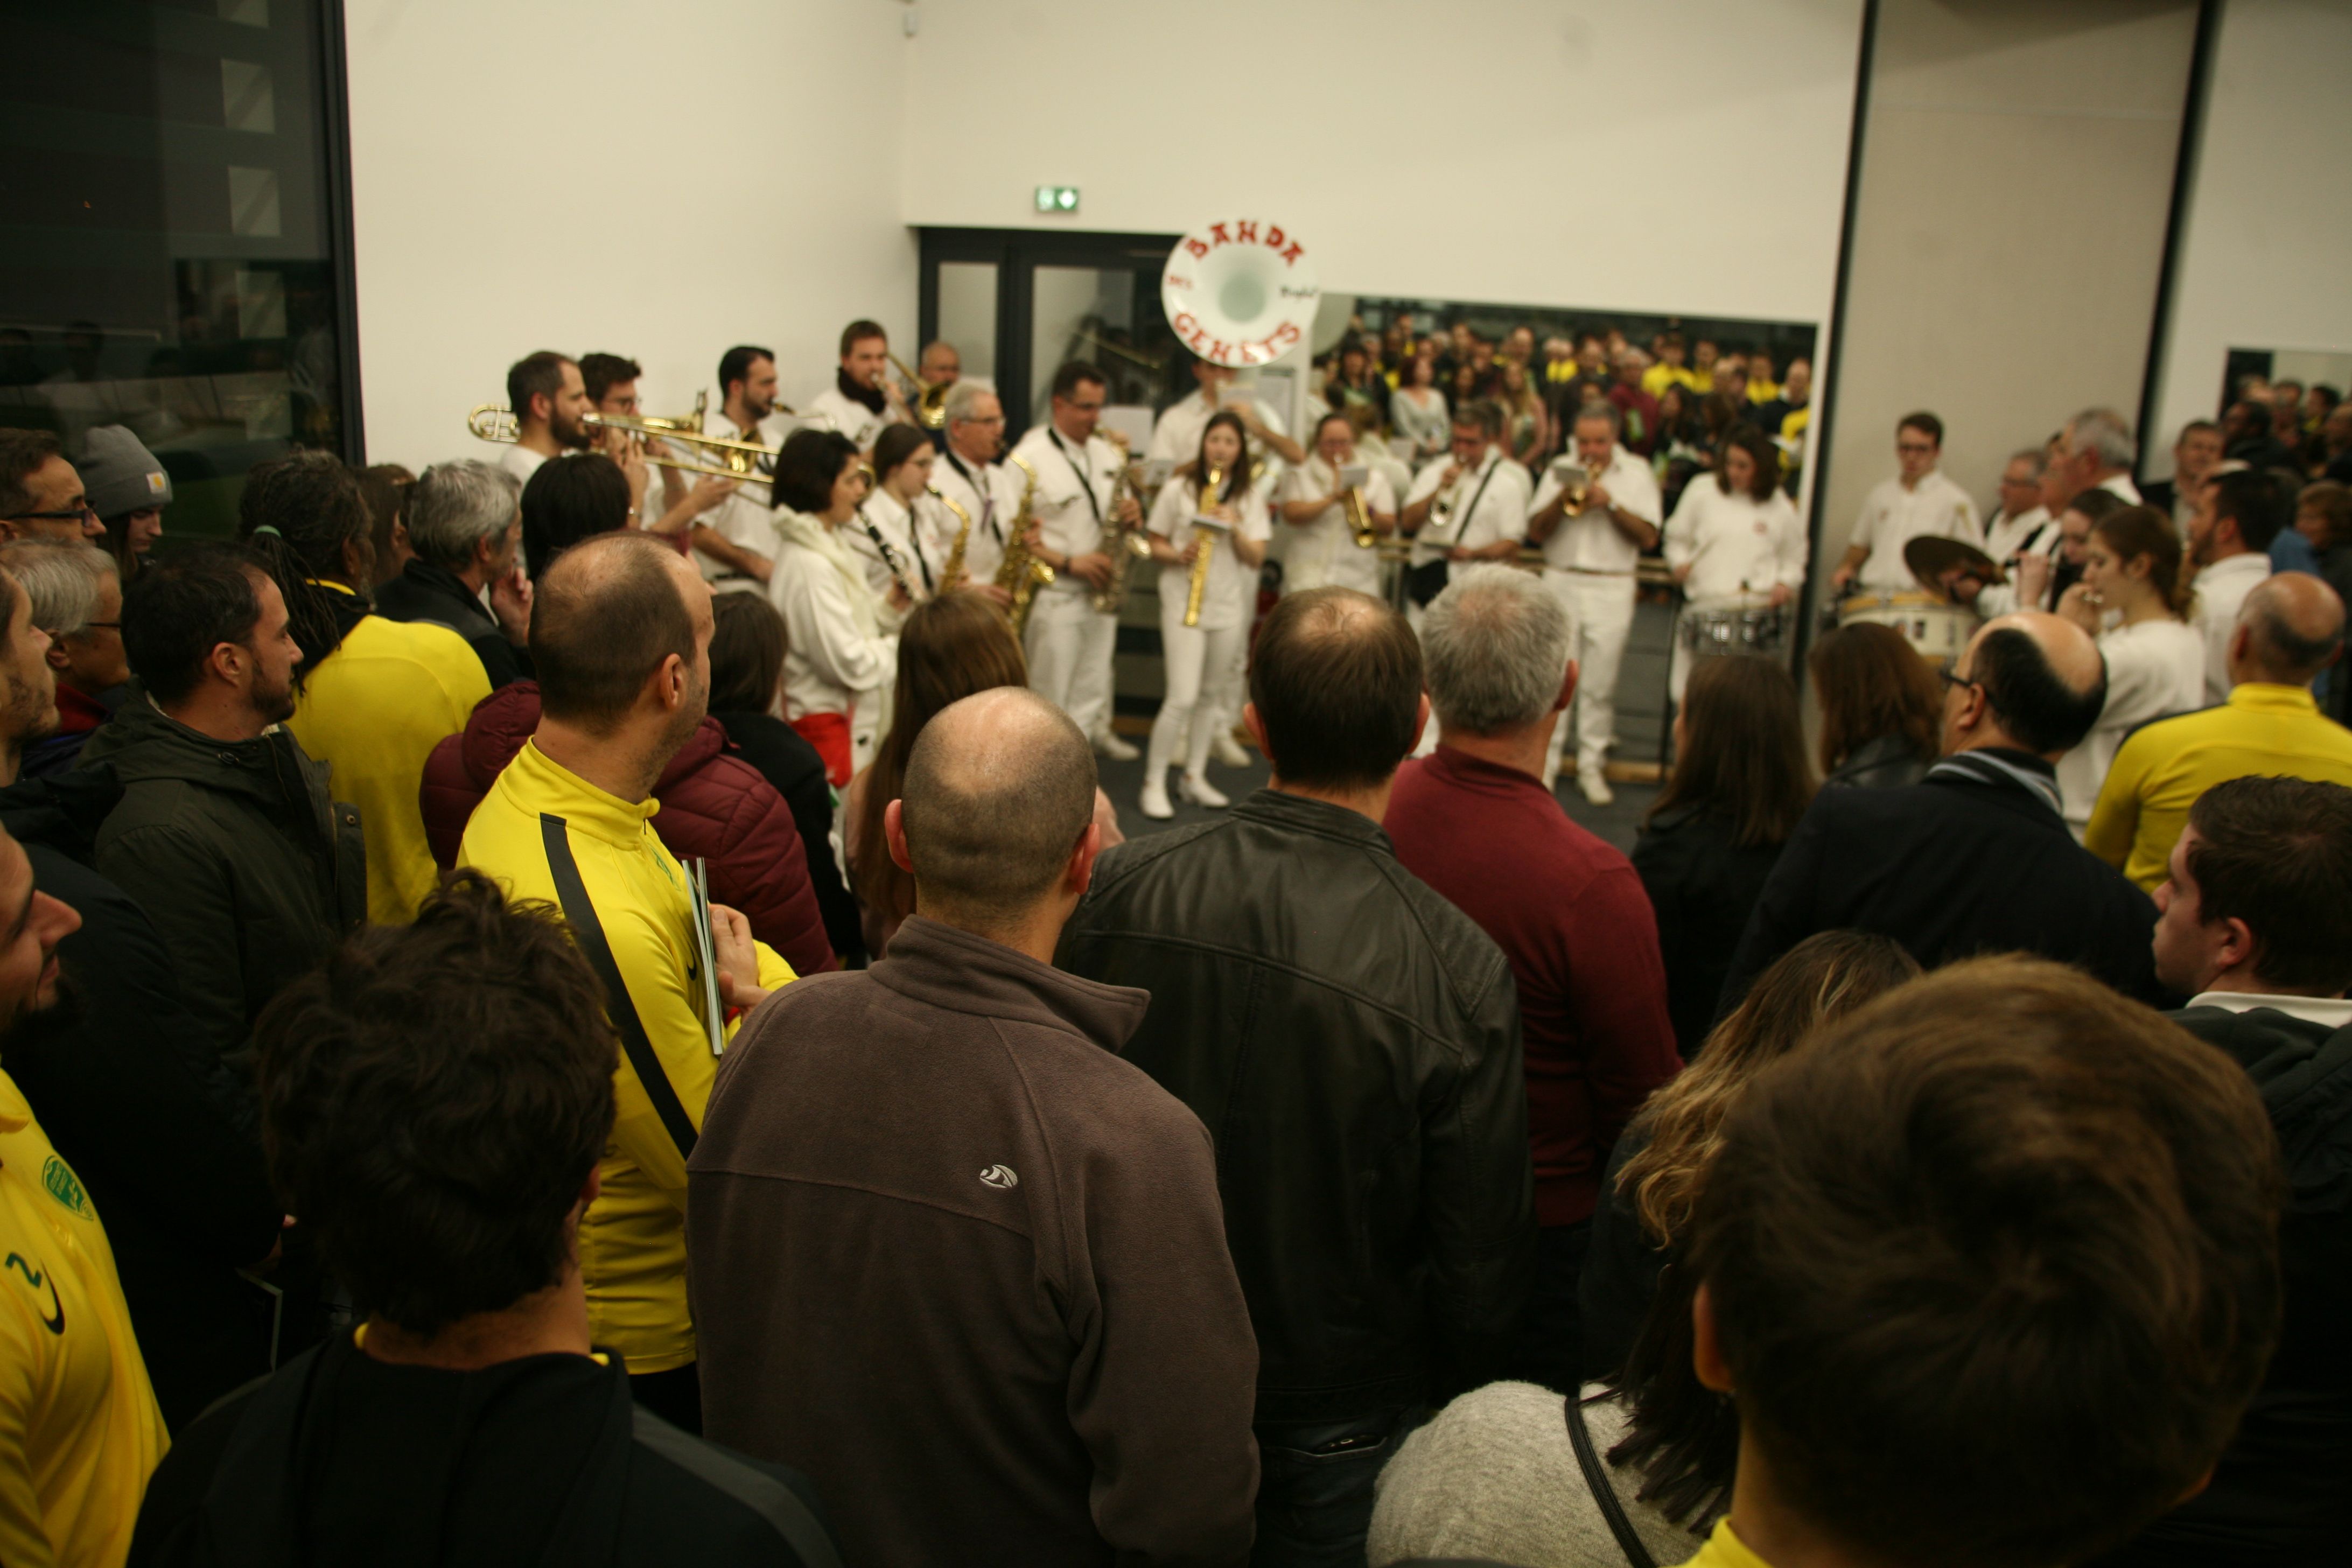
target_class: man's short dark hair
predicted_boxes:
[506,351,572,422]
[254,873,617,1338]
[838,320,886,359]
[770,427,860,515]
[1897,411,1943,446]
[1971,625,2106,754]
[0,430,62,520]
[716,345,773,398]
[1453,399,1505,440]
[578,352,642,404]
[1248,587,1422,793]
[1689,956,2282,1568]
[520,453,631,579]
[2210,467,2287,551]
[120,542,268,705]
[529,532,695,733]
[901,689,1096,924]
[2185,776,2352,993]
[1049,361,1107,402]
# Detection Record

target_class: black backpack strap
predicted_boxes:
[540,813,697,1159]
[1565,1391,1657,1568]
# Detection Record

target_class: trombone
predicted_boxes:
[466,403,780,487]
[887,353,950,430]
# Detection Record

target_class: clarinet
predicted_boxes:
[857,505,919,605]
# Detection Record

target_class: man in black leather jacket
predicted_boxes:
[1059,586,1536,1567]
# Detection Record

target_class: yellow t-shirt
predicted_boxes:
[1747,379,1781,404]
[1642,363,1699,398]
[0,1072,168,1568]
[1672,1517,1775,1568]
[287,589,492,925]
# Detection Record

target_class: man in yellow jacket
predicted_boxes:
[0,822,169,1568]
[459,533,791,1433]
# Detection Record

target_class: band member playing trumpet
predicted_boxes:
[687,345,787,591]
[932,381,1018,602]
[500,351,590,485]
[1661,424,1808,700]
[849,425,948,630]
[1528,403,1662,802]
[1139,412,1271,819]
[582,352,740,546]
[766,428,905,787]
[1399,401,1531,627]
[1277,411,1396,597]
[1148,350,1307,469]
[810,320,914,452]
[1010,362,1144,761]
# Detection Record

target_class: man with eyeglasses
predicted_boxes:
[1829,411,1979,596]
[0,431,106,547]
[930,380,1017,604]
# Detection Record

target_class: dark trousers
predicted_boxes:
[1250,1407,1418,1567]
[629,1362,703,1434]
[1505,1219,1592,1394]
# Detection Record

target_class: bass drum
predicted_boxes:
[1837,590,1977,668]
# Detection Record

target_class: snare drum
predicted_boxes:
[1837,590,1976,667]
[1677,605,1787,659]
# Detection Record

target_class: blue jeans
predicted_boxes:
[1251,1407,1418,1567]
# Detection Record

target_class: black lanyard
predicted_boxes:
[942,450,999,542]
[1048,430,1103,527]
[1443,458,1500,545]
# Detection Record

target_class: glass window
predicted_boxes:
[935,262,997,381]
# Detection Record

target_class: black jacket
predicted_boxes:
[0,768,283,1430]
[1721,750,2160,1013]
[1823,731,1933,790]
[1057,787,1536,1425]
[1578,1126,1665,1381]
[129,1330,841,1567]
[711,710,863,966]
[370,557,530,689]
[1630,807,1786,1058]
[2099,1002,2352,1566]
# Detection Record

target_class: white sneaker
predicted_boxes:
[1095,731,1140,762]
[1578,771,1615,807]
[1179,772,1231,809]
[1140,776,1174,820]
[1210,731,1251,768]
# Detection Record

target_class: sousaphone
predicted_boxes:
[1160,216,1321,368]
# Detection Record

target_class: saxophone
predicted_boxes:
[995,454,1055,636]
[1089,429,1152,613]
[928,482,972,589]
[1182,465,1226,628]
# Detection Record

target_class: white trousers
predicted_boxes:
[1405,593,1440,756]
[1025,590,1119,741]
[1541,570,1638,787]
[1148,615,1247,781]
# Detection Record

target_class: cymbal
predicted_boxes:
[1906,535,2006,587]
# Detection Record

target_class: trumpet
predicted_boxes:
[1342,484,1376,549]
[995,455,1056,636]
[929,484,974,589]
[888,352,950,430]
[1183,465,1225,628]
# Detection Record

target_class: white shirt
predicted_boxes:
[2190,551,2272,704]
[1389,386,1451,460]
[1849,470,1979,592]
[1982,504,2050,568]
[2056,617,2206,830]
[932,446,1016,590]
[1149,389,1291,470]
[2096,472,2144,505]
[1149,471,1273,632]
[845,489,947,624]
[808,385,894,451]
[1403,449,1530,568]
[1008,424,1125,591]
[691,412,782,586]
[1663,479,1808,606]
[1276,457,1396,597]
[499,444,549,486]
[766,519,898,724]
[1531,444,1661,575]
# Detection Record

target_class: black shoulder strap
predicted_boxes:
[540,813,697,1159]
[1566,1392,1657,1568]
[629,1407,846,1568]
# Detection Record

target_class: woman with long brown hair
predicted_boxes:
[1631,656,1815,1055]
[2053,503,2205,834]
[844,591,1123,956]
[1808,620,1943,789]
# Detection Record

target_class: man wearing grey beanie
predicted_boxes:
[78,425,172,578]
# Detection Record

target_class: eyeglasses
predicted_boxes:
[5,504,98,524]
[1896,443,1938,456]
[1937,666,1978,694]
[81,621,120,631]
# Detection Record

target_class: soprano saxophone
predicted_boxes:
[995,454,1055,637]
[1089,429,1152,613]
[1182,465,1226,628]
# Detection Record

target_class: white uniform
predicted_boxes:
[1982,504,2050,570]
[692,412,783,593]
[2097,472,2144,506]
[1531,444,1663,787]
[845,488,949,633]
[808,384,895,451]
[766,513,899,779]
[1401,448,1532,626]
[1662,478,1808,699]
[2189,550,2272,705]
[930,447,1018,592]
[1847,470,1979,593]
[1145,472,1273,786]
[1149,389,1290,472]
[2056,617,2205,834]
[1010,423,1125,743]
[499,444,549,486]
[1277,458,1395,598]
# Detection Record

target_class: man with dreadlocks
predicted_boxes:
[236,451,491,924]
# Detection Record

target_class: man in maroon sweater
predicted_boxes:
[687,687,1259,1567]
[1385,564,1681,1390]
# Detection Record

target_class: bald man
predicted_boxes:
[689,688,1258,1568]
[2089,572,2352,891]
[1724,610,2162,1006]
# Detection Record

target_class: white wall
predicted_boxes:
[344,0,919,469]
[2149,0,2352,475]
[899,0,1865,330]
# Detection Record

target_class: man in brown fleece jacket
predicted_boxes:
[687,687,1260,1567]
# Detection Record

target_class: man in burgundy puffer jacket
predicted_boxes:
[420,681,838,974]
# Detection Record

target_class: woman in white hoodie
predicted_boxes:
[766,426,906,786]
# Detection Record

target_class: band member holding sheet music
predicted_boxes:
[1661,423,1808,700]
[1278,411,1396,597]
[1139,412,1271,820]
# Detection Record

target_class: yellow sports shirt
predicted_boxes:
[0,1070,167,1568]
[1674,1517,1774,1568]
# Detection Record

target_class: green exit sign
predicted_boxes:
[1034,185,1080,214]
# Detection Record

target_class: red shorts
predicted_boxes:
[791,711,853,788]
